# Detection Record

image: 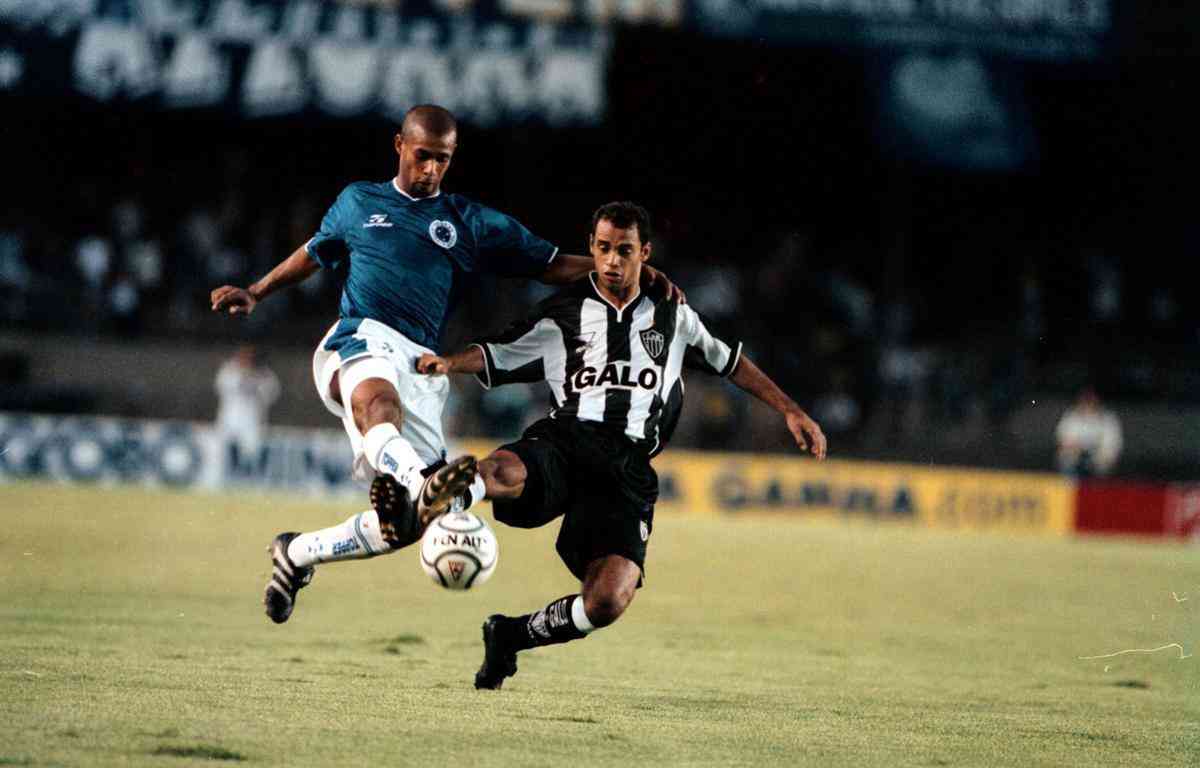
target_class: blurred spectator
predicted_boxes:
[0,222,30,322]
[695,386,740,449]
[684,253,742,324]
[477,383,536,439]
[107,272,142,337]
[1055,387,1123,477]
[813,368,862,437]
[215,345,281,455]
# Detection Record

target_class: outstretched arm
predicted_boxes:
[539,253,686,303]
[416,347,485,376]
[729,355,827,460]
[210,244,320,316]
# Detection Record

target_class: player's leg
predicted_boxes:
[475,426,655,688]
[264,334,471,623]
[474,556,640,690]
[339,357,474,521]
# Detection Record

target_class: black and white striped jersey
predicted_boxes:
[471,273,742,455]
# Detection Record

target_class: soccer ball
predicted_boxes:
[419,511,498,590]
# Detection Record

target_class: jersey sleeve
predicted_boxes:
[470,305,561,389]
[677,304,743,378]
[304,186,355,270]
[471,203,558,278]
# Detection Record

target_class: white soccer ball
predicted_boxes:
[419,511,498,590]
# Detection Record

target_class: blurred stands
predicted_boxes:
[2,6,1199,481]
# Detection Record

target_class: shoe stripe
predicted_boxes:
[267,579,293,608]
[273,543,295,577]
[273,565,294,590]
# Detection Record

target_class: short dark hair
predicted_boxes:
[590,201,652,244]
[400,104,458,140]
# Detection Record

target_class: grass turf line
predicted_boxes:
[0,482,1197,767]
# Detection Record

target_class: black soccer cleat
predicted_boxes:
[417,454,477,529]
[264,532,314,624]
[370,474,420,547]
[474,614,519,690]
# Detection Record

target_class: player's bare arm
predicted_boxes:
[540,252,686,303]
[729,355,827,460]
[210,244,320,316]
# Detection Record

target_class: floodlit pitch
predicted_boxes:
[1,483,1197,767]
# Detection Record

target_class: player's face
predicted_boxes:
[589,219,651,296]
[394,127,456,198]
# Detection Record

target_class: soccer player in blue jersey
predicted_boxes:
[210,106,682,624]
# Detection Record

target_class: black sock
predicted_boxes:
[504,595,587,651]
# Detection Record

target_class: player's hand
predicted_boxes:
[210,286,257,316]
[785,409,827,460]
[416,354,450,375]
[641,265,687,304]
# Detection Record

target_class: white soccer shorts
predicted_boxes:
[312,318,449,481]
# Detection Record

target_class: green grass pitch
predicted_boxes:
[1,482,1197,767]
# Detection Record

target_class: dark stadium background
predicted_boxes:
[2,1,1198,480]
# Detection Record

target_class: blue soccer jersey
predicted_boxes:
[306,180,558,353]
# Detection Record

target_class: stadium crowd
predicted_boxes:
[2,135,1196,466]
[4,29,1198,479]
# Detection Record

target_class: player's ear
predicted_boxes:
[393,133,404,155]
[640,242,652,262]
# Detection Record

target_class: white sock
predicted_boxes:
[571,595,596,634]
[363,423,424,498]
[287,510,393,567]
[461,474,487,510]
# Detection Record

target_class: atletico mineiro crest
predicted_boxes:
[639,328,665,359]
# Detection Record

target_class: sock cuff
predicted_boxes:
[363,423,401,469]
[465,474,487,509]
[571,595,595,634]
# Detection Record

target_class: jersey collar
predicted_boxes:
[588,272,642,322]
[391,177,441,201]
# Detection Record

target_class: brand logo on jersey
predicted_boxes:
[639,328,665,359]
[571,362,658,391]
[639,520,650,542]
[364,214,393,228]
[429,220,457,249]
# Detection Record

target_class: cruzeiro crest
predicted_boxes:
[639,328,665,359]
[428,220,457,250]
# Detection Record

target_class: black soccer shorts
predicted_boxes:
[490,417,657,583]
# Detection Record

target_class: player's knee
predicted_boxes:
[493,459,527,490]
[479,451,526,496]
[583,585,634,628]
[351,383,402,432]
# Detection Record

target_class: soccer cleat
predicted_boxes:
[264,532,314,624]
[474,614,519,690]
[416,455,477,529]
[370,474,419,547]
[369,455,477,548]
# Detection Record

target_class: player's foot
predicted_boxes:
[474,614,519,690]
[416,454,477,528]
[370,474,420,547]
[264,532,314,624]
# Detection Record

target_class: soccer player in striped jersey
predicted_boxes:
[209,107,683,625]
[416,201,826,688]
